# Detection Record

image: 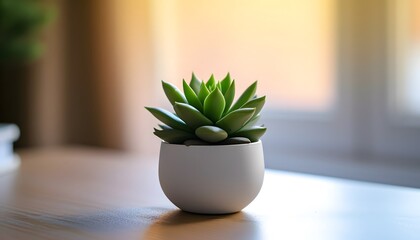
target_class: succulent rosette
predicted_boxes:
[146,73,266,145]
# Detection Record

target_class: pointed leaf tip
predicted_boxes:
[232,126,266,142]
[206,74,216,91]
[198,81,210,104]
[229,81,258,112]
[190,72,201,95]
[145,107,190,132]
[204,88,225,122]
[183,79,203,112]
[223,80,235,114]
[154,128,196,144]
[162,80,187,106]
[220,72,232,94]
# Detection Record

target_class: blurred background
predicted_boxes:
[1,0,419,186]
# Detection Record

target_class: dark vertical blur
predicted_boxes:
[0,0,53,147]
[60,0,100,146]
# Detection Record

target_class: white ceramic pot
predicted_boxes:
[159,140,265,214]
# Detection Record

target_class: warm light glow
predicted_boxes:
[152,0,336,111]
[396,0,420,116]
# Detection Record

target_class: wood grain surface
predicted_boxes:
[1,147,420,240]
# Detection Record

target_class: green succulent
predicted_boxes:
[146,73,266,145]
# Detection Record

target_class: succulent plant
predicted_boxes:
[145,73,266,145]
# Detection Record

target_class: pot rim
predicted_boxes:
[161,140,262,149]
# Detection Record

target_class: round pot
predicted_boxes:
[158,140,265,214]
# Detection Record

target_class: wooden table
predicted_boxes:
[0,147,419,240]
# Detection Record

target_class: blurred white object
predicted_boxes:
[0,124,20,175]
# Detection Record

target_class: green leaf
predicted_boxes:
[231,126,267,142]
[154,128,196,144]
[223,80,235,114]
[183,79,203,112]
[241,114,261,130]
[242,96,265,117]
[206,74,216,91]
[216,108,255,134]
[219,137,251,145]
[184,139,208,146]
[195,126,228,143]
[217,81,222,91]
[198,81,210,104]
[158,124,172,130]
[190,72,202,95]
[174,103,213,129]
[204,88,225,122]
[229,81,257,112]
[145,107,190,132]
[220,72,232,94]
[162,81,187,106]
